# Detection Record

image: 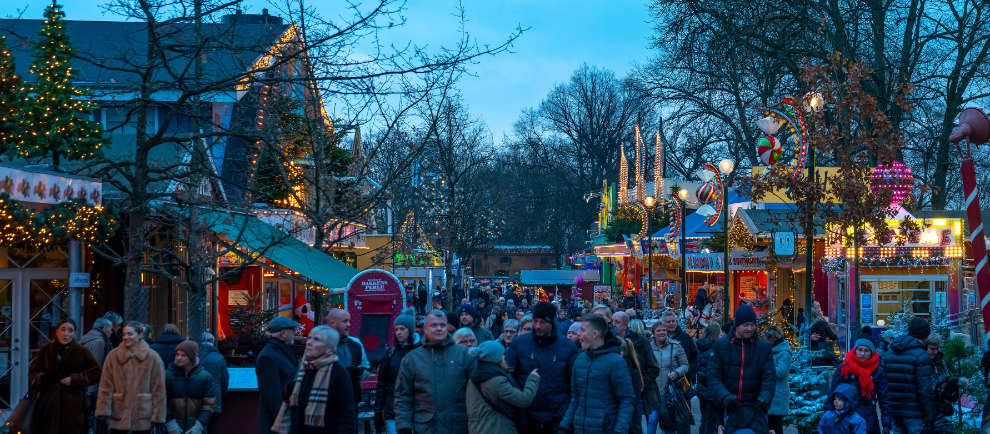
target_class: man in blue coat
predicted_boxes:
[559,313,634,434]
[255,317,299,434]
[505,302,579,434]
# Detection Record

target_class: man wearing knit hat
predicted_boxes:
[165,340,218,434]
[708,304,775,434]
[458,304,494,342]
[505,301,579,434]
[882,317,936,433]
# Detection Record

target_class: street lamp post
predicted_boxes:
[645,196,657,309]
[718,159,734,325]
[677,188,688,311]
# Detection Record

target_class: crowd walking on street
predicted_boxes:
[11,285,982,434]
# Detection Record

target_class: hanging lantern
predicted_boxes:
[870,161,913,205]
[757,136,783,165]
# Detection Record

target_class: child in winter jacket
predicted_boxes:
[819,383,868,434]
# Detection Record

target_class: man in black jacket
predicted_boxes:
[613,310,660,434]
[882,317,936,434]
[256,317,299,434]
[708,305,775,434]
[663,310,699,379]
[327,309,369,413]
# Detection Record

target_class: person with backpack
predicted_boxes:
[818,383,868,434]
[466,340,540,434]
[830,338,890,434]
[647,321,689,434]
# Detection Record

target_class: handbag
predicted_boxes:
[663,384,695,429]
[6,383,40,433]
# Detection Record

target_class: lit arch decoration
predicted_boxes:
[663,193,682,244]
[758,97,810,177]
[631,202,649,241]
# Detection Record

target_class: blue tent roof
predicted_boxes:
[653,187,748,239]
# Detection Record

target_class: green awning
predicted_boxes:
[200,210,357,289]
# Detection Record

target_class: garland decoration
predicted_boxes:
[0,194,116,249]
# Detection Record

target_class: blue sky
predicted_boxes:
[1,0,656,142]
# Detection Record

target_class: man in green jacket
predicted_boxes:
[395,310,473,434]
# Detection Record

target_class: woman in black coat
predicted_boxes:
[28,318,101,434]
[375,310,419,434]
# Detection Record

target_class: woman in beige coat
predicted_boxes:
[648,321,689,434]
[466,340,540,434]
[95,320,167,433]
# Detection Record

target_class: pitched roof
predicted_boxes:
[0,15,289,94]
[736,208,826,237]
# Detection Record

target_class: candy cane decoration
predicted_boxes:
[949,107,990,342]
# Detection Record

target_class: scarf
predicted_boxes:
[289,354,338,428]
[839,350,878,398]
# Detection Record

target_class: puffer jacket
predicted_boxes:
[560,333,635,434]
[880,335,935,423]
[466,361,540,434]
[94,340,167,431]
[707,332,775,411]
[395,336,473,434]
[830,354,891,434]
[165,363,218,430]
[818,383,868,434]
[504,328,579,424]
[651,338,688,404]
[694,337,716,401]
[198,343,228,413]
[767,340,791,416]
[375,340,419,420]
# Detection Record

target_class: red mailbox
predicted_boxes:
[345,269,406,364]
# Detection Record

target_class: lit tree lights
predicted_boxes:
[21,1,103,170]
[0,35,28,150]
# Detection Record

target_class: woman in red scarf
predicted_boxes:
[829,338,891,434]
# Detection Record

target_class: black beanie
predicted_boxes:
[532,302,556,323]
[908,317,931,340]
[734,304,757,328]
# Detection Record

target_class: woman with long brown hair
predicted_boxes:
[29,318,101,434]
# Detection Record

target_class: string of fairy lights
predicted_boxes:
[0,195,116,249]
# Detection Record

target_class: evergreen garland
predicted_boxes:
[0,194,116,249]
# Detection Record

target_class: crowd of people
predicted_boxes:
[26,313,229,434]
[28,285,978,434]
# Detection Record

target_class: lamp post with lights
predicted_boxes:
[645,196,657,309]
[677,188,688,310]
[718,159,735,324]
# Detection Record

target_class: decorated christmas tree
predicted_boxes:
[22,1,102,170]
[0,35,28,151]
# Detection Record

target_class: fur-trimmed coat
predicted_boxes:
[94,340,167,431]
[28,341,101,434]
